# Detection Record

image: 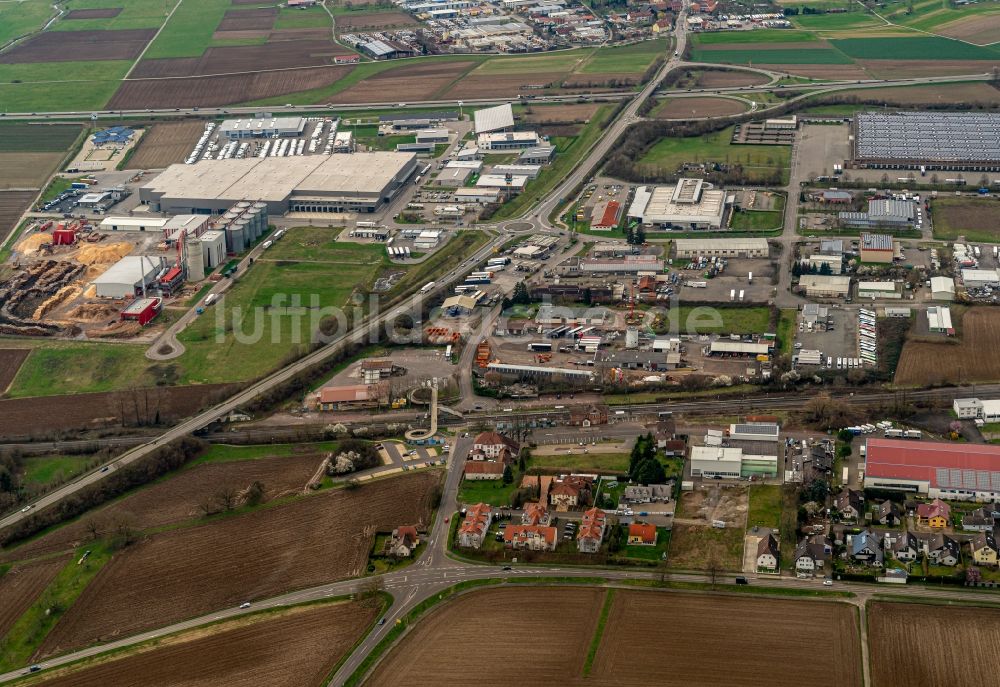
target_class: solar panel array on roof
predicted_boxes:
[861,232,894,250]
[855,112,1000,163]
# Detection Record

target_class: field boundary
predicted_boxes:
[583,588,615,675]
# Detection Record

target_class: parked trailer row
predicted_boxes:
[388,247,411,258]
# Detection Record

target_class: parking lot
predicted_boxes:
[794,306,860,370]
[674,258,775,304]
[377,441,445,470]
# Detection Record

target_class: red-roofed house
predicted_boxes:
[916,499,951,528]
[628,522,657,546]
[386,526,420,557]
[864,438,1000,501]
[591,200,622,231]
[458,503,492,549]
[473,431,520,459]
[549,476,593,511]
[577,507,607,553]
[464,461,504,481]
[504,524,558,551]
[317,384,381,410]
[521,502,550,526]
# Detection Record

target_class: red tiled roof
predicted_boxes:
[594,201,621,228]
[504,524,557,545]
[465,461,504,475]
[319,384,374,403]
[473,431,519,450]
[523,502,548,525]
[865,438,1000,489]
[628,523,657,544]
[917,499,951,519]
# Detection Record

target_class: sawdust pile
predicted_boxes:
[33,284,83,320]
[67,303,119,322]
[87,320,142,339]
[76,242,133,266]
[17,233,53,254]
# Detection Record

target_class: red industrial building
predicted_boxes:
[51,221,79,246]
[158,266,184,295]
[864,437,1000,501]
[120,297,162,326]
[591,200,622,231]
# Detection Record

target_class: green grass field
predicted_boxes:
[275,5,331,30]
[476,51,584,75]
[22,454,92,489]
[143,0,232,59]
[671,306,772,335]
[830,36,1000,60]
[747,485,783,530]
[788,12,884,30]
[457,478,519,507]
[581,39,665,74]
[0,123,82,153]
[638,126,791,184]
[0,542,114,672]
[264,227,388,264]
[729,209,782,231]
[0,61,133,112]
[188,441,341,467]
[7,343,160,398]
[530,452,630,472]
[930,197,1000,243]
[0,0,54,47]
[691,48,853,65]
[51,0,173,31]
[693,29,817,44]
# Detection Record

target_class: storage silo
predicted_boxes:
[245,205,262,242]
[252,201,269,238]
[234,217,252,249]
[226,223,246,254]
[625,326,639,350]
[200,230,226,268]
[185,236,205,282]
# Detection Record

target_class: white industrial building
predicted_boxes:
[491,164,541,179]
[477,131,540,151]
[199,230,226,268]
[927,305,954,335]
[438,167,473,187]
[415,128,450,144]
[92,255,167,299]
[689,445,743,479]
[473,103,515,134]
[673,237,768,259]
[100,217,170,233]
[445,159,483,172]
[708,340,771,356]
[961,268,1000,288]
[799,275,852,298]
[806,254,843,274]
[476,174,528,190]
[857,281,902,299]
[930,276,956,301]
[953,398,1000,422]
[139,153,417,215]
[218,117,305,139]
[333,131,355,153]
[454,187,500,204]
[414,229,444,249]
[640,179,730,230]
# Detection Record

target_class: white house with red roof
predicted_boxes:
[472,431,520,459]
[863,438,1000,501]
[458,503,493,549]
[577,507,607,553]
[503,524,557,551]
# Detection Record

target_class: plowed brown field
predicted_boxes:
[336,12,419,30]
[860,60,1000,78]
[365,586,603,686]
[589,591,861,686]
[869,601,1000,687]
[440,72,565,99]
[936,15,1000,45]
[125,121,206,169]
[0,153,65,188]
[34,600,377,687]
[695,69,769,88]
[330,61,475,103]
[110,66,351,109]
[2,451,326,564]
[130,40,353,78]
[895,308,1000,385]
[828,83,1000,106]
[0,349,29,393]
[0,383,239,439]
[217,8,277,32]
[522,103,600,123]
[0,191,34,243]
[0,556,69,637]
[0,29,155,63]
[37,471,441,657]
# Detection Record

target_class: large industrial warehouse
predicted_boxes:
[853,111,1000,172]
[636,178,730,230]
[139,153,418,215]
[864,437,1000,501]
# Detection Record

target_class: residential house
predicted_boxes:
[464,461,504,481]
[835,489,864,522]
[569,404,609,427]
[577,507,608,553]
[628,522,657,546]
[756,533,780,572]
[622,483,674,504]
[924,533,960,566]
[661,439,687,457]
[458,503,492,549]
[875,500,904,527]
[521,502,550,526]
[386,526,419,557]
[970,531,999,567]
[917,499,951,529]
[472,431,520,459]
[503,524,558,551]
[891,531,919,562]
[806,446,834,475]
[549,475,593,511]
[849,530,884,567]
[793,534,832,576]
[962,503,1000,532]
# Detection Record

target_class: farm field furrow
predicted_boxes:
[0,191,36,243]
[868,601,1000,687]
[588,591,862,687]
[36,471,441,657]
[0,29,157,63]
[895,308,1000,385]
[0,556,70,638]
[1,451,327,564]
[364,586,604,685]
[124,121,208,169]
[0,349,30,393]
[33,600,378,687]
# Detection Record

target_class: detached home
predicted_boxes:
[794,535,832,576]
[577,507,608,553]
[836,489,864,522]
[458,503,493,549]
[849,530,883,567]
[925,533,960,566]
[756,533,780,572]
[628,523,657,546]
[504,524,558,551]
[875,500,903,527]
[891,531,920,562]
[917,499,951,529]
[970,532,999,567]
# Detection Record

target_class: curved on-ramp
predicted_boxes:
[404,385,438,441]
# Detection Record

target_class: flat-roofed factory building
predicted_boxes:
[139,153,417,215]
[640,178,730,230]
[218,117,305,140]
[852,111,1000,172]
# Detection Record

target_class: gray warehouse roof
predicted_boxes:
[855,112,1000,163]
[474,103,515,134]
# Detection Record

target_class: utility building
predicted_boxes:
[640,179,729,230]
[92,256,167,299]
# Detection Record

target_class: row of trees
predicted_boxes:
[629,432,667,484]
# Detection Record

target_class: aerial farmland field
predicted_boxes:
[868,601,1000,687]
[35,471,441,657]
[895,308,1000,385]
[0,556,70,638]
[32,600,379,687]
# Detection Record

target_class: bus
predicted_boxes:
[528,342,552,352]
[419,281,435,293]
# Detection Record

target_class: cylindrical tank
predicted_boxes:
[247,207,263,241]
[253,202,268,237]
[185,238,205,281]
[226,223,246,253]
[234,218,252,249]
[625,327,639,350]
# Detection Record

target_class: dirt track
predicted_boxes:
[34,601,377,687]
[36,471,441,657]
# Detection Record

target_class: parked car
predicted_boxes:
[239,602,251,609]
